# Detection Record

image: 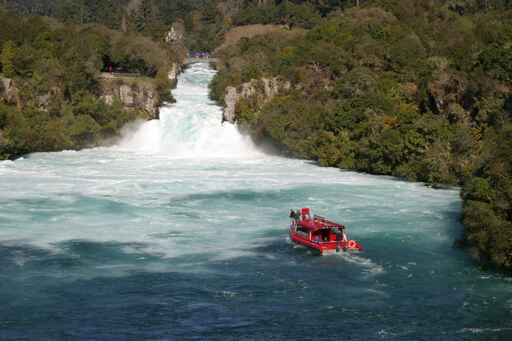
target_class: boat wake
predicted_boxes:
[336,252,386,277]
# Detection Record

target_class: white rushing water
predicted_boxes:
[0,63,461,272]
[117,65,261,158]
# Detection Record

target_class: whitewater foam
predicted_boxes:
[117,63,262,158]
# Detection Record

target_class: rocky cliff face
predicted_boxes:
[99,77,160,119]
[165,20,188,65]
[223,77,291,123]
[168,62,181,87]
[165,20,185,46]
[3,75,161,119]
[165,20,186,88]
[0,78,20,109]
[2,78,66,112]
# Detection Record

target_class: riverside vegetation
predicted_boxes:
[209,0,512,271]
[0,0,511,272]
[0,0,232,160]
[0,5,180,160]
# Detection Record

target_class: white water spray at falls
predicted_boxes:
[118,63,261,158]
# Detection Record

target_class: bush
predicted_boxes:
[0,104,10,128]
[478,44,512,82]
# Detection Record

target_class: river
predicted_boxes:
[0,63,511,340]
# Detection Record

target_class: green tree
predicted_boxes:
[1,40,16,78]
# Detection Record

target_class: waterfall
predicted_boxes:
[117,63,261,158]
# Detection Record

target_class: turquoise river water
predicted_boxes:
[0,63,511,340]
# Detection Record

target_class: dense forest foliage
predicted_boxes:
[0,6,177,159]
[3,0,218,51]
[210,0,512,271]
[2,0,360,51]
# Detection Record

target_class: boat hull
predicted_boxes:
[289,229,361,254]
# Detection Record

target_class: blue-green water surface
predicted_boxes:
[0,64,511,340]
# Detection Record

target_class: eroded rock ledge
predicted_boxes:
[223,77,291,123]
[99,76,160,119]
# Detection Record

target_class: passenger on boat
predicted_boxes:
[322,230,329,241]
[289,209,300,222]
[334,229,341,243]
[301,208,311,221]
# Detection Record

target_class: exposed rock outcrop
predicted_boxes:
[223,77,291,123]
[427,72,467,117]
[0,78,24,111]
[223,87,239,123]
[3,75,160,119]
[0,78,19,107]
[165,20,185,46]
[168,62,181,86]
[164,20,187,86]
[99,77,160,119]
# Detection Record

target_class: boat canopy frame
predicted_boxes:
[295,214,346,232]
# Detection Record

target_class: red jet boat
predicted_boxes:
[289,208,363,254]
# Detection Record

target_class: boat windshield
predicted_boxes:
[312,228,344,243]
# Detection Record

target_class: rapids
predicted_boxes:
[0,63,510,340]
